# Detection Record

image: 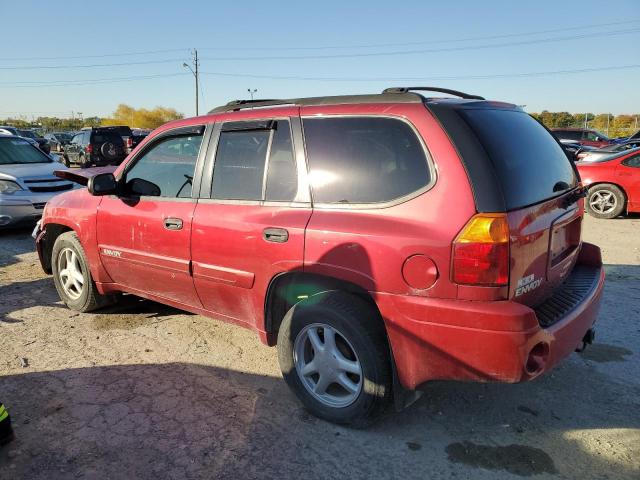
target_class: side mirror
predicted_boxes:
[126,177,161,197]
[88,173,118,196]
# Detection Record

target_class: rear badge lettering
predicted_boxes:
[102,248,122,258]
[515,274,543,297]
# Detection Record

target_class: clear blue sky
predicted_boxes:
[1,0,639,119]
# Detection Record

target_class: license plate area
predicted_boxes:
[549,214,581,269]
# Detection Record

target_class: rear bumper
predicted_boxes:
[378,242,605,390]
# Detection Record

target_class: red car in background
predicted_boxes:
[552,128,614,148]
[578,148,640,218]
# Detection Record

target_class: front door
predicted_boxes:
[618,153,640,210]
[96,125,208,307]
[191,113,312,328]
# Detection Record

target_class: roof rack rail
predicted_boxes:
[382,87,485,100]
[209,99,292,114]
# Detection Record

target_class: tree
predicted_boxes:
[101,104,183,129]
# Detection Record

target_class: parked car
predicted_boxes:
[578,139,640,162]
[63,127,128,167]
[83,125,142,154]
[0,134,74,228]
[577,148,640,219]
[0,126,41,151]
[552,128,614,148]
[34,87,604,426]
[18,129,51,154]
[44,132,73,153]
[559,139,596,162]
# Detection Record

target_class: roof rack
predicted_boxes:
[209,99,292,113]
[382,87,485,100]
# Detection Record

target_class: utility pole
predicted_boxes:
[606,113,610,136]
[583,113,587,129]
[182,49,200,116]
[247,88,257,101]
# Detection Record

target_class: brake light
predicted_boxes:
[86,144,93,154]
[127,137,133,148]
[452,214,510,286]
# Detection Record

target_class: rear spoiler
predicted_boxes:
[53,166,117,186]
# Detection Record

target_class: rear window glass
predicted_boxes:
[93,132,122,144]
[302,117,431,204]
[461,109,577,210]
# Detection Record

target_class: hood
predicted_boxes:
[0,161,68,181]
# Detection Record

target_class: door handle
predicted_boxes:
[263,227,288,243]
[164,217,183,230]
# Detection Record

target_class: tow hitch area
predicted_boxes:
[576,328,596,352]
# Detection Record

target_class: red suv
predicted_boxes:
[34,87,605,426]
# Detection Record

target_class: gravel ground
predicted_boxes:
[0,215,639,480]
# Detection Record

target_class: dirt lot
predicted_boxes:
[1,215,639,480]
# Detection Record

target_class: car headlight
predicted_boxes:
[0,180,23,194]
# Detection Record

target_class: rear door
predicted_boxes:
[191,112,312,328]
[96,125,208,307]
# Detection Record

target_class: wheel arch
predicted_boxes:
[263,271,380,346]
[39,222,73,273]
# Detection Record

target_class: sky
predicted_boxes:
[0,0,639,119]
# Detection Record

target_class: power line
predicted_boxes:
[199,64,640,82]
[2,64,638,88]
[199,28,640,61]
[2,27,639,70]
[0,48,189,62]
[198,18,640,51]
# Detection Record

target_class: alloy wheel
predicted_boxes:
[57,248,85,300]
[589,190,617,214]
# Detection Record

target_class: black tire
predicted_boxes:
[62,155,70,167]
[79,154,91,169]
[100,141,122,162]
[585,184,626,219]
[51,232,115,312]
[277,291,392,427]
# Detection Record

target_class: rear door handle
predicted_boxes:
[164,217,183,230]
[263,227,288,243]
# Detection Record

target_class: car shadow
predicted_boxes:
[0,359,638,480]
[0,226,37,269]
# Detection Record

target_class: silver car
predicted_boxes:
[0,135,75,228]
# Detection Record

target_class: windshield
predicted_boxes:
[0,137,52,164]
[58,133,72,141]
[18,130,37,139]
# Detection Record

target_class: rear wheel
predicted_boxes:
[277,291,392,427]
[62,155,70,167]
[51,232,115,312]
[585,184,625,219]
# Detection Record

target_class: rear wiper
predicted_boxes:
[561,186,587,209]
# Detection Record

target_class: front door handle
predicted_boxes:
[164,217,183,230]
[263,227,288,243]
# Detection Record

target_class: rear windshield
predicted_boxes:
[460,109,577,210]
[92,132,122,144]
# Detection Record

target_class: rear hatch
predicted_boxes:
[427,101,583,307]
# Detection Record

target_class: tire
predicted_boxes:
[585,184,625,219]
[277,291,392,427]
[79,154,91,169]
[100,141,122,162]
[62,155,70,168]
[51,232,114,312]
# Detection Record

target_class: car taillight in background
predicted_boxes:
[126,137,133,149]
[86,144,93,154]
[452,214,510,286]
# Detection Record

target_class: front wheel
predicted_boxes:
[585,184,625,219]
[277,292,392,427]
[51,232,115,312]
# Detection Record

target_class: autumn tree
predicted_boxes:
[102,104,183,129]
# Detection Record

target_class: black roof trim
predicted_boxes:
[383,86,485,100]
[208,92,425,114]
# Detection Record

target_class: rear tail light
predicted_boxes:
[452,213,510,286]
[86,144,93,154]
[127,137,133,148]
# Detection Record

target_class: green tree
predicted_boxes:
[102,104,183,129]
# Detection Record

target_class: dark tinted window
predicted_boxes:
[302,117,430,203]
[462,109,577,209]
[622,154,640,167]
[554,130,582,141]
[125,134,202,198]
[92,131,122,144]
[212,120,297,201]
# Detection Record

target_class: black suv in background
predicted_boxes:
[63,127,127,168]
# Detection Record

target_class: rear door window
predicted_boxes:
[211,120,297,201]
[460,109,577,210]
[302,117,431,204]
